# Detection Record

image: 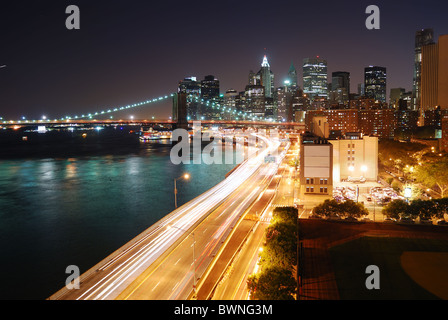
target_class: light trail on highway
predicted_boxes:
[52,132,280,300]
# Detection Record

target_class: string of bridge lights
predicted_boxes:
[189,96,274,122]
[1,93,275,124]
[1,94,175,124]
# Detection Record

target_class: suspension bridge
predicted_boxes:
[0,92,303,129]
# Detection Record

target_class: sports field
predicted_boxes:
[299,219,448,300]
[329,236,448,299]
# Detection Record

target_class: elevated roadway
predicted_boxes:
[49,133,283,300]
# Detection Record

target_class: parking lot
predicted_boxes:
[333,180,404,222]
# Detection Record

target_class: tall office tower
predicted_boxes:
[276,85,293,122]
[256,55,275,98]
[331,71,350,105]
[244,84,266,118]
[303,57,328,101]
[200,75,220,100]
[223,89,238,120]
[421,34,448,112]
[287,61,298,88]
[358,83,365,96]
[178,76,201,96]
[364,66,387,103]
[412,29,434,111]
[390,88,406,108]
[178,77,201,120]
[248,70,258,85]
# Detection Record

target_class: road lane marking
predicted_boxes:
[172,282,180,291]
[151,281,160,292]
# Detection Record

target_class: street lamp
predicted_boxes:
[174,173,190,209]
[168,225,196,298]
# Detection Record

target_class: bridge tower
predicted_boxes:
[172,92,189,130]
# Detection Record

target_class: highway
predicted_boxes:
[210,139,299,300]
[50,132,281,300]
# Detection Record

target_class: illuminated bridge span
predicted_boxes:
[1,93,303,128]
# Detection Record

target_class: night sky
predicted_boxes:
[1,0,447,120]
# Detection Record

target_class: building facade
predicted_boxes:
[441,116,448,152]
[201,75,220,100]
[303,57,328,101]
[330,71,350,105]
[413,28,434,111]
[257,55,275,98]
[287,62,298,87]
[244,84,265,118]
[299,133,333,198]
[178,77,201,120]
[329,133,378,183]
[421,34,448,112]
[364,66,387,103]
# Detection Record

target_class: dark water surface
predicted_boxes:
[0,142,238,299]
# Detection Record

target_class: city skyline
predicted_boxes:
[1,1,448,120]
[2,1,448,305]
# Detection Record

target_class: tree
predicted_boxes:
[288,157,299,171]
[391,181,402,193]
[378,140,425,171]
[408,199,438,220]
[261,222,297,270]
[434,198,448,218]
[313,199,341,218]
[415,158,448,198]
[339,200,369,219]
[313,199,368,219]
[247,266,297,300]
[386,177,394,186]
[382,199,409,219]
[272,207,298,227]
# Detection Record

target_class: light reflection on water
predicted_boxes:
[0,142,240,299]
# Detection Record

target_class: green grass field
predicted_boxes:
[329,236,448,300]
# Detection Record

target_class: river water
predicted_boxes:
[0,141,240,300]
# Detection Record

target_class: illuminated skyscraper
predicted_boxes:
[244,84,265,118]
[412,29,434,111]
[303,57,328,101]
[178,76,201,120]
[256,55,275,98]
[201,75,220,100]
[421,34,448,111]
[364,66,387,103]
[287,61,298,88]
[330,71,350,105]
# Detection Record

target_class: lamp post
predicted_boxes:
[174,173,190,209]
[373,197,376,222]
[168,225,196,298]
